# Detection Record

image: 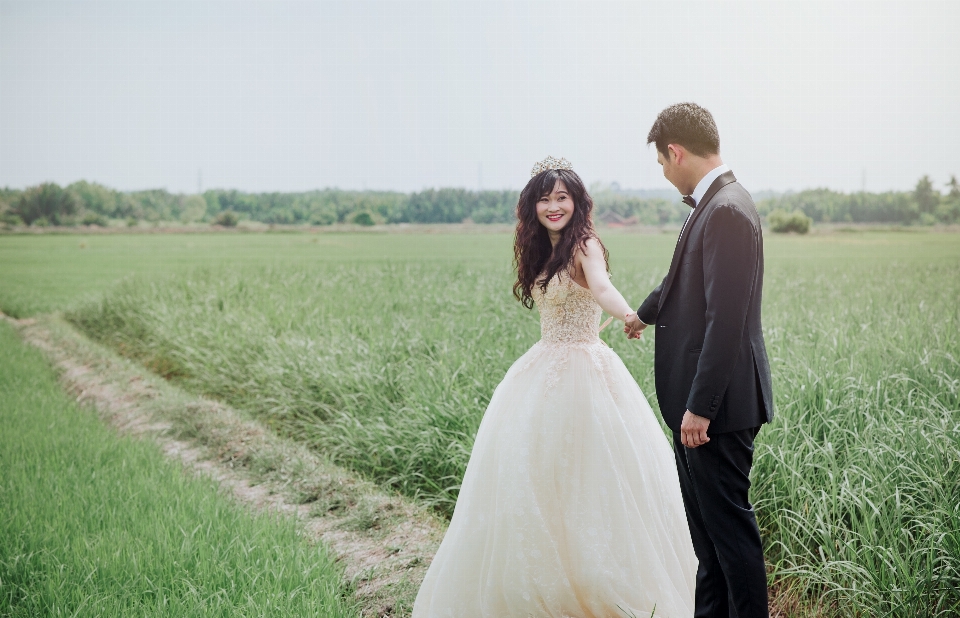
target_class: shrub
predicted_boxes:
[768,209,811,234]
[471,206,504,224]
[351,211,375,226]
[309,210,336,226]
[81,212,108,227]
[0,212,23,227]
[214,210,239,227]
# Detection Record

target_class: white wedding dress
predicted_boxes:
[413,273,697,618]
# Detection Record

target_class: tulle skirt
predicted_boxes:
[413,340,697,618]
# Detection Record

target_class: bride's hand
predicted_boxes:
[624,312,646,339]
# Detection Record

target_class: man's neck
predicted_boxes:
[686,155,725,195]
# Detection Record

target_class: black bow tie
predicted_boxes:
[682,195,696,208]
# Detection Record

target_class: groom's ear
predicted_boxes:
[666,144,684,165]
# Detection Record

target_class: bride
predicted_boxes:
[412,157,697,618]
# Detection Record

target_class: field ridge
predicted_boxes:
[5,312,445,618]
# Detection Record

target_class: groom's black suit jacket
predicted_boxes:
[638,171,774,434]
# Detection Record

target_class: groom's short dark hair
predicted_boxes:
[647,103,720,158]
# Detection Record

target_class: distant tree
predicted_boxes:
[1,189,24,226]
[936,175,960,223]
[913,175,939,214]
[471,206,501,224]
[946,175,960,200]
[10,178,955,229]
[590,185,688,226]
[68,181,118,216]
[759,187,922,224]
[405,188,470,223]
[14,183,79,225]
[180,195,207,223]
[0,187,22,223]
[128,189,180,222]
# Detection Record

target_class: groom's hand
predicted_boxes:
[623,312,647,339]
[680,411,711,448]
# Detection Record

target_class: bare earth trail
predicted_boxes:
[5,312,445,618]
[5,313,798,618]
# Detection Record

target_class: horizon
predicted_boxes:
[1,177,951,200]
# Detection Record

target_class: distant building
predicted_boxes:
[597,211,638,227]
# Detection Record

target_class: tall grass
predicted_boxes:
[66,233,960,615]
[0,322,357,618]
[69,263,538,513]
[752,260,960,615]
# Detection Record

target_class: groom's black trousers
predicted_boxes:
[672,428,768,618]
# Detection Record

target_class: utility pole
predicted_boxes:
[198,169,203,195]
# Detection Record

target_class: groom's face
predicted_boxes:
[657,148,683,193]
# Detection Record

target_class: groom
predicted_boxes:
[625,103,774,618]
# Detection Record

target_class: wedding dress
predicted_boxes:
[412,272,697,618]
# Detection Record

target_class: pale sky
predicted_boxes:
[1,1,958,194]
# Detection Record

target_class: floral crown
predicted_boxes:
[530,155,574,178]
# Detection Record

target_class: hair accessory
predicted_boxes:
[530,155,574,178]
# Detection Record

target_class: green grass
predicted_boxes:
[0,321,357,617]
[68,262,537,514]
[0,231,516,318]
[6,229,960,615]
[755,257,960,615]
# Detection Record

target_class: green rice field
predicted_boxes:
[0,320,356,617]
[2,229,959,616]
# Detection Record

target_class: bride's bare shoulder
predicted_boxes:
[574,236,606,262]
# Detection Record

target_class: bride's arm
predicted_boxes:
[577,237,634,321]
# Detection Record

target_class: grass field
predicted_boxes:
[0,321,357,617]
[0,231,517,318]
[3,229,960,616]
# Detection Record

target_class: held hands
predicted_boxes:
[680,410,711,448]
[623,312,647,340]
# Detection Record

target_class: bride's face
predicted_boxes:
[536,180,574,233]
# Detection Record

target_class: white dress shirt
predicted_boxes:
[690,164,730,207]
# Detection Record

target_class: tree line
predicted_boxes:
[1,175,958,229]
[756,175,960,226]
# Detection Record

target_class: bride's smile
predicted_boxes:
[536,180,574,236]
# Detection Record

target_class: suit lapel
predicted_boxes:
[657,171,738,311]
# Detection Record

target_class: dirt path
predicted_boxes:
[5,313,444,618]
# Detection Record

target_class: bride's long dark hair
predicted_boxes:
[513,168,608,309]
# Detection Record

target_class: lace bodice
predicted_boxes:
[532,272,603,344]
